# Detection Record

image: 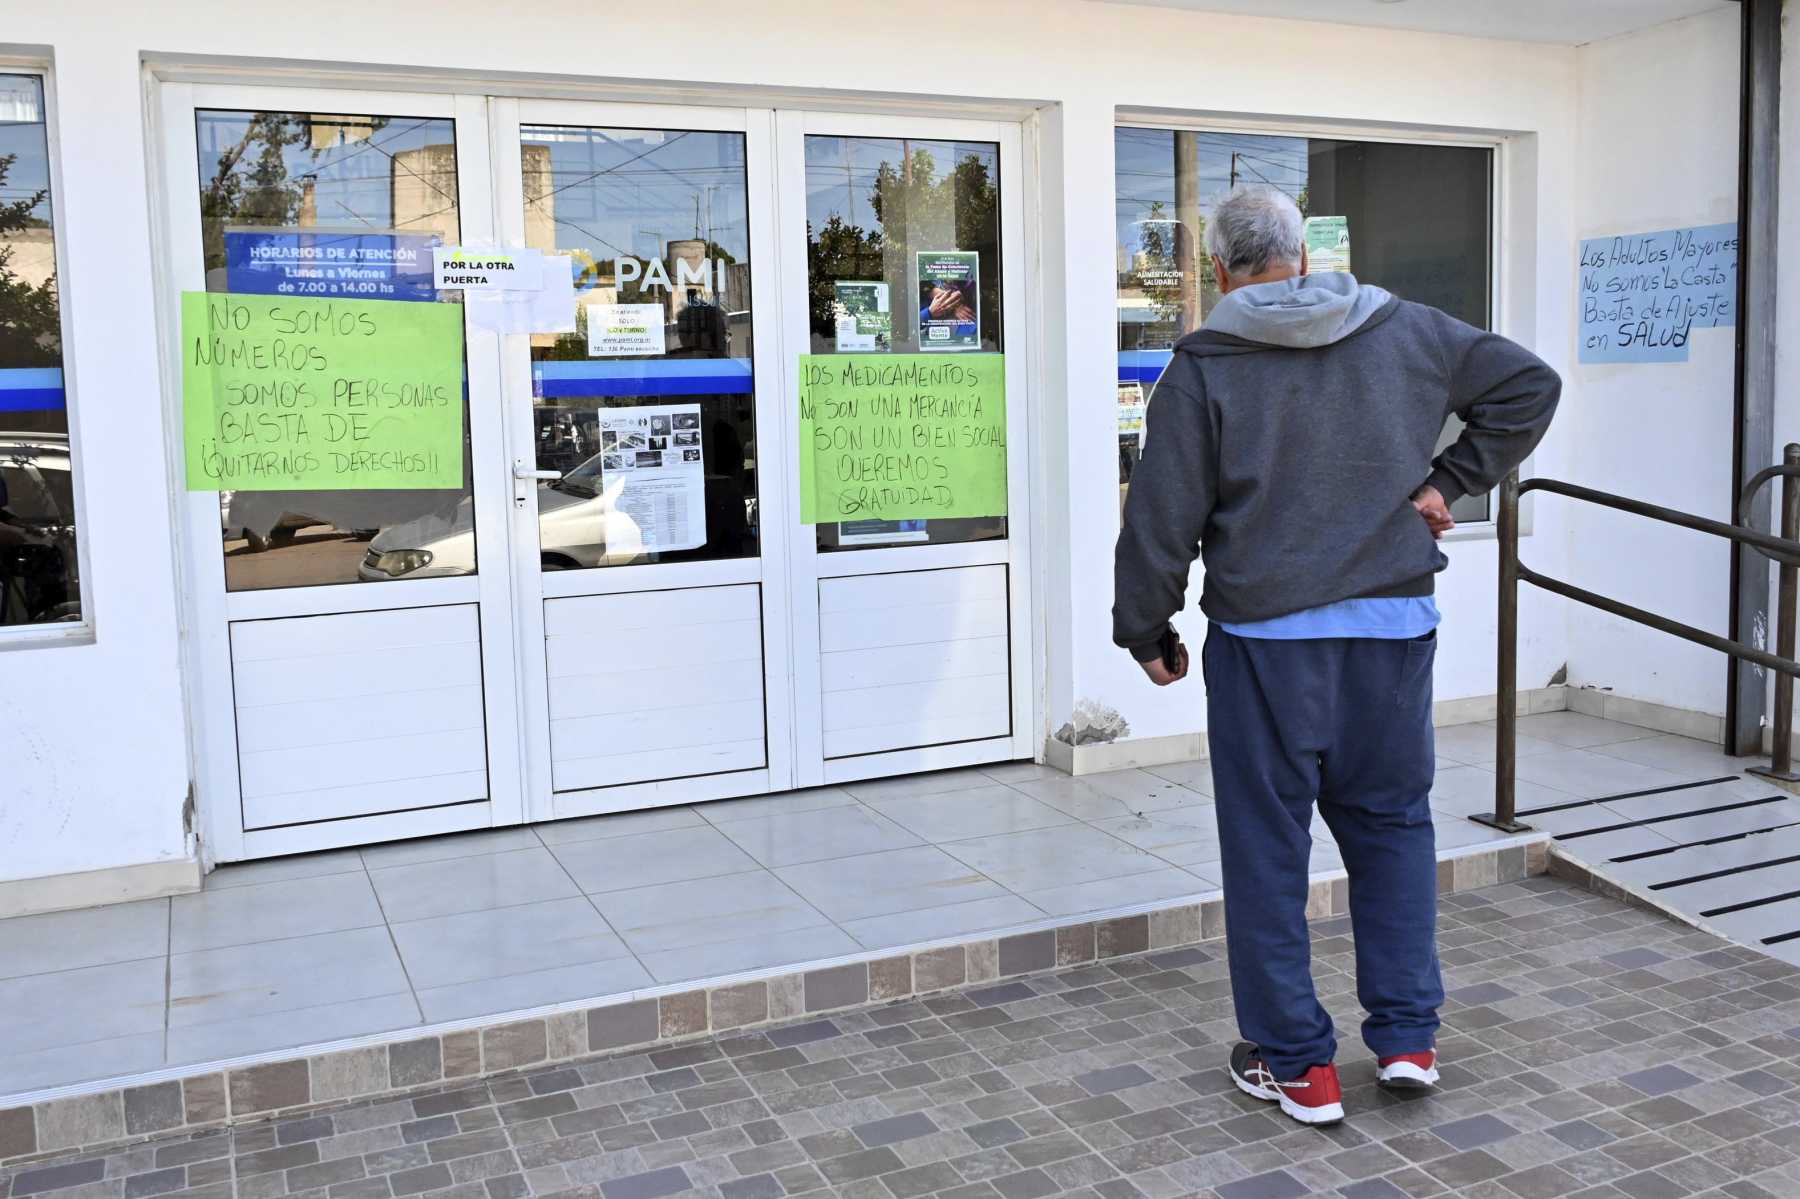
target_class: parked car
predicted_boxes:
[358,451,625,580]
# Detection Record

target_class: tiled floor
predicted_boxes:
[0,710,1697,1101]
[8,875,1800,1199]
[3,754,1541,1101]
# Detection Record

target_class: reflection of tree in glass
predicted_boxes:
[197,114,394,271]
[0,153,58,369]
[808,148,1000,349]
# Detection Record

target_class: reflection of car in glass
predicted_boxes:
[0,434,81,623]
[219,493,329,552]
[357,452,624,580]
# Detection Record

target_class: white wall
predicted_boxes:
[1,0,1591,889]
[1561,9,1741,714]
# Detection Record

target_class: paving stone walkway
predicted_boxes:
[7,876,1800,1199]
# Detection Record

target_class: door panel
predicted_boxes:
[163,85,521,861]
[779,112,1035,786]
[818,565,1011,758]
[498,101,791,821]
[230,605,489,830]
[544,584,767,791]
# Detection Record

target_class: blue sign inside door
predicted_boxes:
[224,228,439,301]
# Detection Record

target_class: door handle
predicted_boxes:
[513,462,561,482]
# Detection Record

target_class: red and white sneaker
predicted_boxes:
[1377,1050,1440,1092]
[1228,1042,1345,1126]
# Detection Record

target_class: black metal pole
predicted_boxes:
[1751,444,1800,781]
[1727,0,1781,756]
[1475,471,1528,833]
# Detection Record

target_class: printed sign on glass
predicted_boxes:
[916,252,980,351]
[224,228,439,301]
[587,304,667,357]
[596,403,707,552]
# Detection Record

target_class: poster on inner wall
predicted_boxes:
[1578,222,1738,364]
[916,252,980,351]
[839,519,928,545]
[1117,382,1146,437]
[1303,216,1351,274]
[597,403,706,552]
[587,303,667,357]
[181,292,465,491]
[798,353,1006,523]
[833,281,891,352]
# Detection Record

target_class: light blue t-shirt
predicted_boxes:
[1221,595,1441,640]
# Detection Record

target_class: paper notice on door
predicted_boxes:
[587,303,667,356]
[463,255,576,333]
[597,403,706,553]
[432,245,544,292]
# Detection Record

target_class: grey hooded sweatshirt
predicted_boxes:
[1113,273,1560,661]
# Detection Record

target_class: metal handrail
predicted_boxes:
[1483,451,1800,833]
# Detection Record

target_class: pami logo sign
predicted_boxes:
[615,256,731,294]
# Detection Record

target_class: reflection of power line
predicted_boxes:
[531,131,695,205]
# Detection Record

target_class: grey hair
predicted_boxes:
[1205,185,1304,280]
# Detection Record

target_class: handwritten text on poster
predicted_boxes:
[182,293,465,491]
[798,353,1006,523]
[1578,222,1737,363]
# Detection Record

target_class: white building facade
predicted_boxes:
[0,0,1781,915]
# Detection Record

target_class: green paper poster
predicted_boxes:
[1303,215,1351,274]
[798,353,1006,523]
[182,292,465,491]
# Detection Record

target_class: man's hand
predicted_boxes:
[1412,484,1455,540]
[1139,641,1190,686]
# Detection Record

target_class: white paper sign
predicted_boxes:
[587,303,667,357]
[597,403,706,553]
[433,245,544,292]
[464,255,576,333]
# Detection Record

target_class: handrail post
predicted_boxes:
[1474,471,1530,832]
[1750,443,1800,782]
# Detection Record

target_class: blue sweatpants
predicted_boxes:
[1201,626,1444,1081]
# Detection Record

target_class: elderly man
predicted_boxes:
[1113,186,1559,1126]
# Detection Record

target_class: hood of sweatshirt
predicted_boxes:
[1179,272,1398,356]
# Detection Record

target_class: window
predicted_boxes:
[804,134,1005,551]
[0,74,81,628]
[520,126,758,568]
[1115,127,1495,523]
[193,110,473,590]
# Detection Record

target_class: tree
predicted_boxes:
[0,153,60,369]
[807,146,1002,348]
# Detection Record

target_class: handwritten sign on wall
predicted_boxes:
[182,293,465,491]
[798,353,1007,523]
[1578,222,1737,363]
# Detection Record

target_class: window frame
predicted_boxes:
[0,59,95,647]
[1112,112,1514,537]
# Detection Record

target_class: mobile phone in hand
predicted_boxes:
[1159,626,1182,674]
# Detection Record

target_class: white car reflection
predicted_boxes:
[358,452,642,579]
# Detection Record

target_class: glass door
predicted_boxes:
[776,112,1034,787]
[493,101,791,819]
[160,85,523,861]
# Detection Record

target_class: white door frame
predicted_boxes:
[773,110,1036,787]
[154,82,523,862]
[492,100,795,820]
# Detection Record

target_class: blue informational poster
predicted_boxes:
[224,228,439,302]
[1578,222,1737,364]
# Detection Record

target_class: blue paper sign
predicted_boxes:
[224,229,439,302]
[1578,222,1737,363]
